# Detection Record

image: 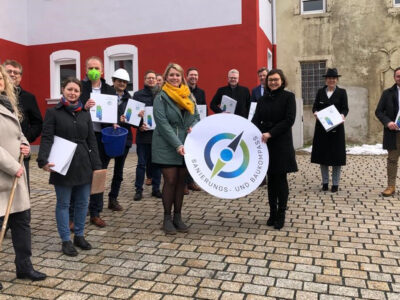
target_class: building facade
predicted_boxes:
[0,0,276,143]
[276,0,400,144]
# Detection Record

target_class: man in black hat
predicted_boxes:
[376,67,400,196]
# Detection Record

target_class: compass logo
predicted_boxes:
[184,114,268,199]
[204,132,250,179]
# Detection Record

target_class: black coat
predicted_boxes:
[37,102,101,186]
[210,84,250,118]
[311,86,349,166]
[375,84,400,150]
[252,87,298,174]
[17,87,43,143]
[189,85,206,105]
[132,86,157,144]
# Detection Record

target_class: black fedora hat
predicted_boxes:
[322,68,341,78]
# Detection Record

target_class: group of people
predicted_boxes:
[1,53,400,289]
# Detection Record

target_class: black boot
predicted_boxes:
[173,213,189,233]
[163,214,176,235]
[274,207,287,230]
[267,206,277,226]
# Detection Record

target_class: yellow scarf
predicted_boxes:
[162,82,194,115]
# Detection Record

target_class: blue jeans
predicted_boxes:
[320,165,342,186]
[55,184,90,241]
[135,143,161,192]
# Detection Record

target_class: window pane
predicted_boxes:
[300,61,326,105]
[114,60,133,91]
[60,64,76,94]
[395,0,400,4]
[303,0,323,11]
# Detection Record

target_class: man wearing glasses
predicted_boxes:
[210,69,251,118]
[3,60,43,189]
[132,70,162,201]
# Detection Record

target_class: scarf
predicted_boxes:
[0,94,14,113]
[162,82,194,115]
[61,97,83,113]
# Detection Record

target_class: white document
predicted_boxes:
[248,102,257,120]
[89,93,118,124]
[144,106,156,130]
[124,99,145,126]
[197,104,207,120]
[48,136,77,176]
[221,95,237,114]
[395,110,400,129]
[316,105,344,132]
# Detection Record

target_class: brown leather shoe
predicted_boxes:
[188,182,201,191]
[382,186,395,197]
[69,221,74,232]
[90,216,106,227]
[145,178,152,186]
[184,185,189,195]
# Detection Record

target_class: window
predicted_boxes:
[300,61,326,105]
[395,0,400,6]
[301,0,325,14]
[50,50,80,99]
[104,44,138,95]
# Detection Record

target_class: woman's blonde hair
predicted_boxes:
[163,63,188,86]
[0,65,21,120]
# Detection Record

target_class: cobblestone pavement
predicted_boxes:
[1,153,400,299]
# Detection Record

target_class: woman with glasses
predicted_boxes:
[252,69,298,230]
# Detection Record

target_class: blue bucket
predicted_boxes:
[101,127,128,157]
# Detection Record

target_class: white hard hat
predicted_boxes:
[112,68,130,82]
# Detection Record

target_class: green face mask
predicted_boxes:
[87,69,101,81]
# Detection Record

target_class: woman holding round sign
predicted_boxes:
[152,63,200,235]
[252,69,298,230]
[311,68,348,193]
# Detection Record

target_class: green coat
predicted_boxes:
[152,90,200,165]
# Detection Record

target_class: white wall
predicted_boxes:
[19,0,242,45]
[259,0,272,40]
[0,0,28,45]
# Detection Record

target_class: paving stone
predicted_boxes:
[2,154,400,300]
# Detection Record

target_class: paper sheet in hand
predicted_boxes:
[248,102,257,120]
[395,110,400,129]
[124,99,145,126]
[144,107,156,130]
[48,136,77,175]
[316,105,344,132]
[221,95,237,114]
[91,169,107,195]
[197,104,207,120]
[89,93,118,124]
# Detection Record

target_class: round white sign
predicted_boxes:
[184,114,269,199]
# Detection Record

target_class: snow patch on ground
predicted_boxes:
[300,144,387,155]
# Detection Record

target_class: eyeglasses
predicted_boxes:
[6,70,21,75]
[268,78,281,82]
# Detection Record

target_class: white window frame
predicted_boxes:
[104,44,138,95]
[301,0,325,14]
[395,0,400,7]
[267,49,273,71]
[50,50,80,99]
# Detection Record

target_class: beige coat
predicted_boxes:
[0,103,30,217]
